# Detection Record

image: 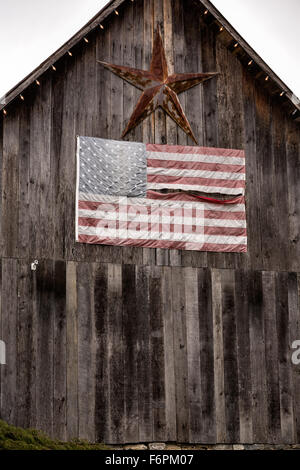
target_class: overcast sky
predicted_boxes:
[0,0,299,99]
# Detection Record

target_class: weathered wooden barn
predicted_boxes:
[0,0,300,445]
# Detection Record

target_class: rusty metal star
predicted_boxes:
[97,29,218,144]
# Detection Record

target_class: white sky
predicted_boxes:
[0,0,299,99]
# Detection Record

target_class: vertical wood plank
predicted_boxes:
[1,110,19,258]
[136,265,153,442]
[150,265,167,441]
[107,263,125,444]
[235,269,253,443]
[162,266,176,442]
[248,269,268,442]
[53,260,67,440]
[66,261,78,440]
[123,264,139,443]
[172,267,189,442]
[36,259,54,436]
[198,268,216,443]
[221,268,240,443]
[77,262,95,441]
[1,259,18,424]
[262,271,281,443]
[289,272,300,443]
[16,260,31,429]
[211,269,226,443]
[94,262,109,443]
[276,271,295,443]
[185,267,201,443]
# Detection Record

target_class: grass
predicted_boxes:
[0,420,110,450]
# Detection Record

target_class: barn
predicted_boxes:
[0,0,300,446]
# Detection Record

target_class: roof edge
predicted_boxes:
[199,0,300,113]
[0,0,125,110]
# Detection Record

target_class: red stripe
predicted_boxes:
[147,174,245,189]
[78,191,245,205]
[77,234,247,252]
[146,190,245,204]
[146,143,245,158]
[78,217,247,236]
[147,158,245,173]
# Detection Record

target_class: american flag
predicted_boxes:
[76,137,247,253]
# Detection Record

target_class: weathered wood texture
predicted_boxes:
[0,261,299,444]
[0,0,300,445]
[0,0,299,270]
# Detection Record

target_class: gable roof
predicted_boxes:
[1,0,299,121]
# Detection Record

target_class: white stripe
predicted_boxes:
[78,226,247,245]
[78,209,247,228]
[147,166,245,180]
[147,151,245,166]
[78,192,246,212]
[147,183,244,195]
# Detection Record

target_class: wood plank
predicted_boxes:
[242,73,260,270]
[221,268,240,443]
[248,269,268,442]
[235,269,253,443]
[107,263,125,444]
[16,260,31,429]
[18,103,31,258]
[77,262,96,441]
[276,271,295,443]
[66,261,79,440]
[1,108,19,257]
[211,269,226,443]
[53,260,67,440]
[31,79,53,259]
[185,267,201,443]
[172,266,189,442]
[94,262,109,442]
[272,102,289,271]
[51,57,67,260]
[262,270,281,444]
[162,266,176,442]
[136,265,153,442]
[289,272,300,443]
[123,264,139,443]
[1,259,18,424]
[36,259,54,436]
[198,268,216,443]
[150,265,167,441]
[286,121,300,272]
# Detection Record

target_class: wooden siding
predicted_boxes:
[0,0,299,270]
[0,259,300,444]
[0,0,300,444]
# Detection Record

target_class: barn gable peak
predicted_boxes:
[0,0,299,121]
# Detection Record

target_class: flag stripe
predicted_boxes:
[147,167,245,180]
[78,217,247,236]
[147,158,246,173]
[77,225,247,245]
[146,143,245,158]
[77,233,247,252]
[147,151,245,165]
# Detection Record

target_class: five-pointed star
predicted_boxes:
[98,29,218,144]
